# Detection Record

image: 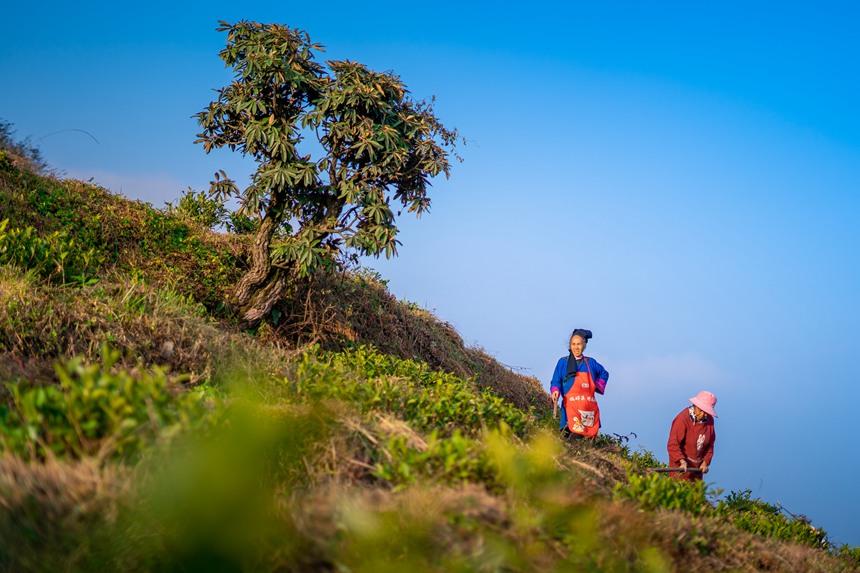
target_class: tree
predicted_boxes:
[195,21,459,326]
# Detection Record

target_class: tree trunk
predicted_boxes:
[234,212,279,309]
[240,271,288,327]
[233,195,289,327]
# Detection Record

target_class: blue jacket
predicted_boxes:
[550,356,609,430]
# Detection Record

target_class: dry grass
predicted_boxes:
[0,454,127,570]
[0,263,271,387]
[594,501,858,573]
[0,453,126,523]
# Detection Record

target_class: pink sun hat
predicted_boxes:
[689,391,718,418]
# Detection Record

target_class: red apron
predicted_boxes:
[564,358,600,437]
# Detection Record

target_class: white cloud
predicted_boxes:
[64,168,187,207]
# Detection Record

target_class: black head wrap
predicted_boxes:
[565,329,593,380]
[571,328,593,341]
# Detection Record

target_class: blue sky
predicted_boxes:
[3,1,859,546]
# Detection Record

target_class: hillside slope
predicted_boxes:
[1,165,858,572]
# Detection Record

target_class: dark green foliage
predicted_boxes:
[0,150,13,172]
[715,489,830,549]
[196,21,459,268]
[162,186,259,235]
[226,211,258,235]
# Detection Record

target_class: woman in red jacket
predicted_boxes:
[666,391,717,481]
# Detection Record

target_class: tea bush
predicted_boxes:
[164,187,228,230]
[226,211,258,235]
[0,343,206,461]
[0,219,101,286]
[371,428,493,488]
[614,470,713,516]
[628,446,664,469]
[0,150,13,172]
[278,347,536,491]
[714,489,830,549]
[591,433,663,469]
[163,187,258,234]
[834,544,860,568]
[289,346,532,438]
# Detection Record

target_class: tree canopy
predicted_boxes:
[195,20,459,325]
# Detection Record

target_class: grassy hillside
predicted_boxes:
[1,160,858,572]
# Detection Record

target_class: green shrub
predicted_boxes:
[0,150,13,172]
[629,446,664,469]
[289,346,532,438]
[614,470,713,516]
[834,544,860,568]
[275,347,535,490]
[714,489,830,549]
[0,219,101,286]
[164,178,260,235]
[591,432,632,454]
[226,211,258,235]
[0,343,206,461]
[164,187,228,230]
[371,429,492,488]
[591,433,664,470]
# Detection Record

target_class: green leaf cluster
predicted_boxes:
[714,489,830,549]
[289,346,532,438]
[834,544,860,568]
[590,433,663,468]
[164,187,229,230]
[0,219,101,286]
[164,187,259,235]
[0,344,206,461]
[628,446,664,469]
[371,429,492,488]
[614,470,714,516]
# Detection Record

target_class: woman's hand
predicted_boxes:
[679,460,688,472]
[700,462,709,474]
[551,390,559,402]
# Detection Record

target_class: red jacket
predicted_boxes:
[667,407,715,468]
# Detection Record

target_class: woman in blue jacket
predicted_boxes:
[550,329,609,438]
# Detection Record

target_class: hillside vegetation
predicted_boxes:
[1,158,858,571]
